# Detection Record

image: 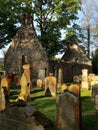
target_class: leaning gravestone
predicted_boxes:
[0,103,54,130]
[0,85,6,111]
[45,73,57,97]
[56,90,80,130]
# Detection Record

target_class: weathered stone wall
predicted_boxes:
[5,25,48,82]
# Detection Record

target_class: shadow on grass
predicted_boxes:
[31,88,44,94]
[82,114,98,130]
[31,95,47,101]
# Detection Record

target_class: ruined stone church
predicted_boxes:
[4,13,48,82]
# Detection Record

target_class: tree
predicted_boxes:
[92,47,98,74]
[80,0,98,59]
[0,0,81,58]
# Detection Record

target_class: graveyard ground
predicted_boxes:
[10,85,98,130]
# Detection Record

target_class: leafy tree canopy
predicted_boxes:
[92,48,98,74]
[0,0,81,58]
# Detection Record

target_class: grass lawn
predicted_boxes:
[10,87,98,130]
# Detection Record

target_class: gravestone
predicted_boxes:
[57,68,63,87]
[68,84,81,96]
[13,74,21,87]
[92,84,98,98]
[81,69,89,90]
[0,85,6,111]
[0,104,54,130]
[23,64,32,98]
[16,73,28,101]
[37,79,43,88]
[45,73,57,97]
[95,95,98,116]
[61,83,67,93]
[1,77,10,107]
[56,90,80,130]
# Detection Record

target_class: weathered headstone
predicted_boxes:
[37,79,43,88]
[81,69,89,90]
[23,64,32,98]
[45,73,57,97]
[57,68,63,87]
[92,84,98,98]
[68,84,81,96]
[0,104,54,130]
[1,77,10,95]
[95,95,98,116]
[0,85,6,111]
[13,74,21,87]
[61,83,67,93]
[1,77,10,107]
[16,73,28,101]
[56,90,80,130]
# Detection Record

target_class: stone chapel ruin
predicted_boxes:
[4,13,48,83]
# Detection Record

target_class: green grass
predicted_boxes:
[10,87,98,130]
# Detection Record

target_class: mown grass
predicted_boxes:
[10,86,98,130]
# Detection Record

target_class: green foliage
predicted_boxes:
[0,61,4,71]
[0,0,81,58]
[92,48,98,74]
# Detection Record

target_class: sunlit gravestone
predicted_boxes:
[81,69,89,90]
[0,85,6,111]
[61,83,68,93]
[23,64,32,99]
[37,79,43,88]
[57,68,63,87]
[1,77,10,107]
[45,73,57,97]
[16,73,29,101]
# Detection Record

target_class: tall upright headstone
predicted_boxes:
[95,95,98,116]
[58,68,63,87]
[23,64,32,97]
[0,85,6,111]
[56,90,81,130]
[81,69,89,89]
[16,73,28,101]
